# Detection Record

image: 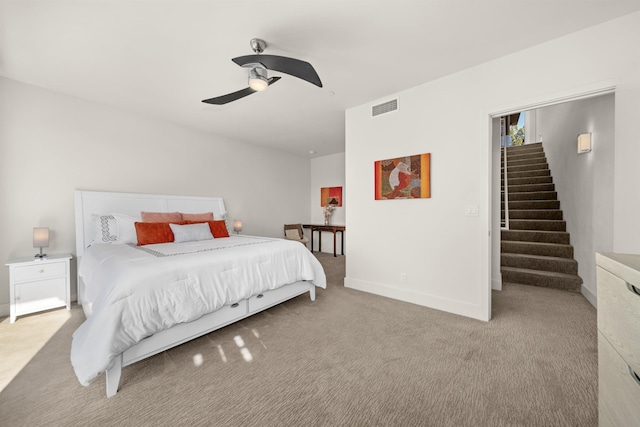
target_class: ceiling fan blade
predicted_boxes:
[232,54,322,88]
[202,77,281,105]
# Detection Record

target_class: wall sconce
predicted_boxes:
[33,227,50,259]
[233,220,243,234]
[577,133,592,154]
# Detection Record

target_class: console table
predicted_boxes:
[302,224,345,257]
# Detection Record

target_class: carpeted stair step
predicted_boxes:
[505,151,546,161]
[506,163,549,173]
[501,210,564,221]
[507,142,543,151]
[502,156,547,166]
[501,229,570,244]
[501,253,578,274]
[500,266,582,292]
[502,145,543,155]
[501,157,546,167]
[504,144,543,155]
[507,183,555,193]
[506,191,558,201]
[503,200,560,210]
[502,240,574,258]
[503,176,553,186]
[505,152,547,163]
[508,219,566,231]
[503,169,551,179]
[506,209,563,220]
[505,157,548,168]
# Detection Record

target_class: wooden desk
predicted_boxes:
[302,224,345,257]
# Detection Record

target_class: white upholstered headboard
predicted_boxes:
[74,190,228,258]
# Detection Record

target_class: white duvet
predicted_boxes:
[71,235,326,386]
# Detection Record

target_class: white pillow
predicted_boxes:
[92,214,118,243]
[113,213,138,244]
[169,223,213,243]
[91,213,140,244]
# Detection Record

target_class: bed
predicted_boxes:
[71,190,326,397]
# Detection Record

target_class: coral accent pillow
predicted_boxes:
[181,212,214,222]
[140,211,182,223]
[187,220,229,238]
[135,221,184,245]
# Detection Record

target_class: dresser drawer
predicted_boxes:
[15,277,67,316]
[597,266,640,373]
[598,332,640,426]
[13,261,67,283]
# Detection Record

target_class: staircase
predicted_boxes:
[500,143,582,292]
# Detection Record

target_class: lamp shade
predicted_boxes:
[33,227,50,248]
[233,220,243,233]
[33,227,50,259]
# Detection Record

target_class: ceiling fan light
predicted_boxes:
[249,75,268,91]
[248,67,268,91]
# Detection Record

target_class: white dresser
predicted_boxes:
[596,252,640,426]
[5,254,72,323]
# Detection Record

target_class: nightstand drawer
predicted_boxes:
[15,277,67,316]
[13,261,67,283]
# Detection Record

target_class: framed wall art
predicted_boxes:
[374,153,430,200]
[320,186,342,206]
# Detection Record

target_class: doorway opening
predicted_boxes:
[490,89,615,309]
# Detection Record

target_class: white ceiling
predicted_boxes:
[2,1,639,158]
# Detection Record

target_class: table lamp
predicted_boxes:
[33,227,49,259]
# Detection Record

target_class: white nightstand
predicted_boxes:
[5,254,72,323]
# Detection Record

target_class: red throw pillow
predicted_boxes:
[207,220,230,238]
[135,221,187,245]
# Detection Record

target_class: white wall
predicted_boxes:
[0,77,311,314]
[537,94,615,305]
[309,152,346,253]
[345,11,640,321]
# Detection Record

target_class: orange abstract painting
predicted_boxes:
[374,153,430,200]
[320,186,342,206]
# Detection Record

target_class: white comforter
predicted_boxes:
[71,235,326,386]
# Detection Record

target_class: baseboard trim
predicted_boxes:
[492,277,502,291]
[581,285,597,308]
[344,277,489,321]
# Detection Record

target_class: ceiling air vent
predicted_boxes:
[372,98,398,117]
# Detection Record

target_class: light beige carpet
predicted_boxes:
[0,253,597,426]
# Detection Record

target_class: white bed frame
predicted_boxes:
[74,190,316,397]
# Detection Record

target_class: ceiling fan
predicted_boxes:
[202,38,323,105]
